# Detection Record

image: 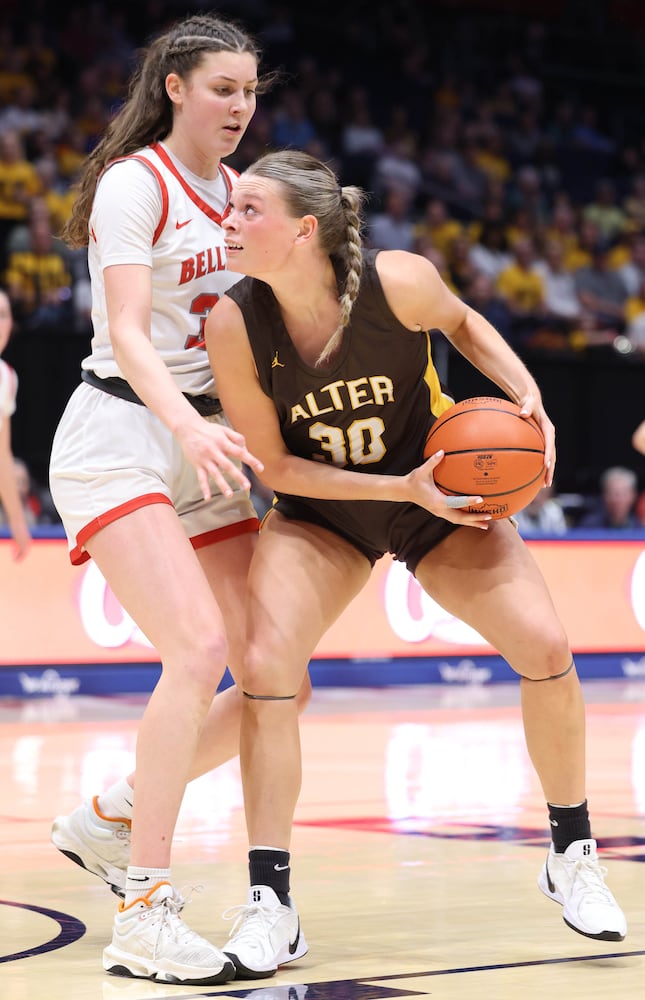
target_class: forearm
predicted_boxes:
[262,453,412,503]
[112,330,202,436]
[0,451,29,537]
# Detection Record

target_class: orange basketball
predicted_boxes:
[424,396,546,519]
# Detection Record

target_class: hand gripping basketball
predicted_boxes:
[424,396,546,519]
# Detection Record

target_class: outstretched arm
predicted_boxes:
[375,250,556,485]
[0,419,30,560]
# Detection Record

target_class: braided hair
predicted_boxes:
[244,150,366,365]
[64,14,264,248]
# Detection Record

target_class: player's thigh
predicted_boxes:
[197,530,257,673]
[243,511,372,693]
[87,502,228,666]
[416,518,569,673]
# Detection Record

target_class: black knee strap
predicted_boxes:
[521,659,575,682]
[243,691,298,701]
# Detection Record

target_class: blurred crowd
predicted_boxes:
[1,0,645,530]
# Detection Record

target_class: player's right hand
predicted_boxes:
[175,417,264,501]
[406,450,492,529]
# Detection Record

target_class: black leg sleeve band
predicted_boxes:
[521,659,575,683]
[243,691,298,701]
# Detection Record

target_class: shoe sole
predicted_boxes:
[538,866,626,942]
[225,931,308,980]
[103,950,235,985]
[51,819,126,897]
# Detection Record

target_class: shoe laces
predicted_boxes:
[223,900,281,942]
[147,890,204,955]
[571,858,613,902]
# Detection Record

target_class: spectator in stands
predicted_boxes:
[5,213,72,331]
[578,466,640,529]
[564,217,601,271]
[271,86,317,151]
[617,232,645,298]
[413,198,462,258]
[463,271,513,344]
[366,185,416,251]
[468,218,513,281]
[623,172,645,230]
[0,129,41,268]
[514,484,569,536]
[533,239,582,332]
[0,287,31,559]
[583,178,627,243]
[573,240,628,331]
[623,273,645,353]
[545,197,580,259]
[496,235,546,343]
[371,135,423,202]
[0,455,58,527]
[447,230,477,293]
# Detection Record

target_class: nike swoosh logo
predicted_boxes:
[289,918,300,955]
[175,219,192,229]
[274,863,289,871]
[545,859,556,894]
[127,875,152,882]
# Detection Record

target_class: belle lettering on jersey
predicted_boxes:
[179,246,226,285]
[290,375,394,423]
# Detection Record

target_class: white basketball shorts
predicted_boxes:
[50,381,259,565]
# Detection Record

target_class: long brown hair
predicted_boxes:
[244,150,366,365]
[63,14,264,248]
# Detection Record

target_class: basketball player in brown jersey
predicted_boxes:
[203,149,626,977]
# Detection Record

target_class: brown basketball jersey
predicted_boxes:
[225,250,458,571]
[226,249,452,476]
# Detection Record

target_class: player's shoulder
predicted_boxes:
[206,290,245,335]
[373,248,440,296]
[97,154,163,197]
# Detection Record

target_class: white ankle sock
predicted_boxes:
[97,778,134,820]
[125,866,171,906]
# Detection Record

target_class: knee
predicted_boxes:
[242,641,303,700]
[177,629,230,695]
[513,627,573,682]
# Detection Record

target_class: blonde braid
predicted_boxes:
[317,187,363,365]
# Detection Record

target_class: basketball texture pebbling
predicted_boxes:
[424,396,547,519]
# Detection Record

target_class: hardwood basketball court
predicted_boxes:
[1,680,643,999]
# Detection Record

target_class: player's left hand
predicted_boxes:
[516,391,556,486]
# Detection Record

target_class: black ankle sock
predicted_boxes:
[548,800,591,853]
[249,848,291,905]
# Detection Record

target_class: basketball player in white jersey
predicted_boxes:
[0,288,31,560]
[49,13,309,986]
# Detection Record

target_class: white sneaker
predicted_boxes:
[223,885,308,979]
[103,881,235,985]
[51,796,130,897]
[538,839,627,941]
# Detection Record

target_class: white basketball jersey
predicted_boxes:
[0,358,17,425]
[83,142,242,395]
